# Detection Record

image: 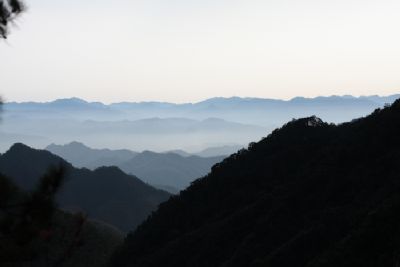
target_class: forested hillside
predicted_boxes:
[112,99,400,267]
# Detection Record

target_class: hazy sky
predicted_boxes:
[0,0,399,103]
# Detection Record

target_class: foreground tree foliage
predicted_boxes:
[0,0,24,38]
[111,99,400,267]
[0,166,65,264]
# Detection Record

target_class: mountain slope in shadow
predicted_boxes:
[111,99,400,267]
[0,144,171,232]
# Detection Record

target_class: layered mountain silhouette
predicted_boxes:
[46,142,225,192]
[119,151,224,191]
[6,95,399,124]
[0,144,170,232]
[2,95,398,152]
[111,99,400,267]
[0,116,264,153]
[46,142,138,169]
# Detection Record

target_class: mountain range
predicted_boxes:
[0,144,171,232]
[5,95,399,124]
[46,142,226,192]
[1,95,398,152]
[111,98,400,266]
[0,116,262,153]
[2,95,400,266]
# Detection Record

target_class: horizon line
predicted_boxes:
[4,93,400,105]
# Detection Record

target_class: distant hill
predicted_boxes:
[112,99,400,266]
[165,145,244,158]
[46,142,225,191]
[119,151,225,190]
[0,144,170,232]
[163,149,192,157]
[46,141,137,169]
[194,145,243,157]
[2,95,398,152]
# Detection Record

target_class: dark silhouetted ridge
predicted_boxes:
[111,99,400,267]
[0,143,70,190]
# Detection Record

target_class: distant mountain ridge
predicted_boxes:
[7,94,399,107]
[46,141,138,168]
[5,95,399,125]
[194,145,244,157]
[119,151,225,190]
[46,142,226,192]
[0,143,171,232]
[2,94,398,153]
[0,116,264,153]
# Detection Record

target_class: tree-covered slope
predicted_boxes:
[112,99,400,267]
[0,144,171,232]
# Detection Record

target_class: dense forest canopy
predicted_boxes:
[0,166,65,263]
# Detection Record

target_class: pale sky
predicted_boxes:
[0,0,399,103]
